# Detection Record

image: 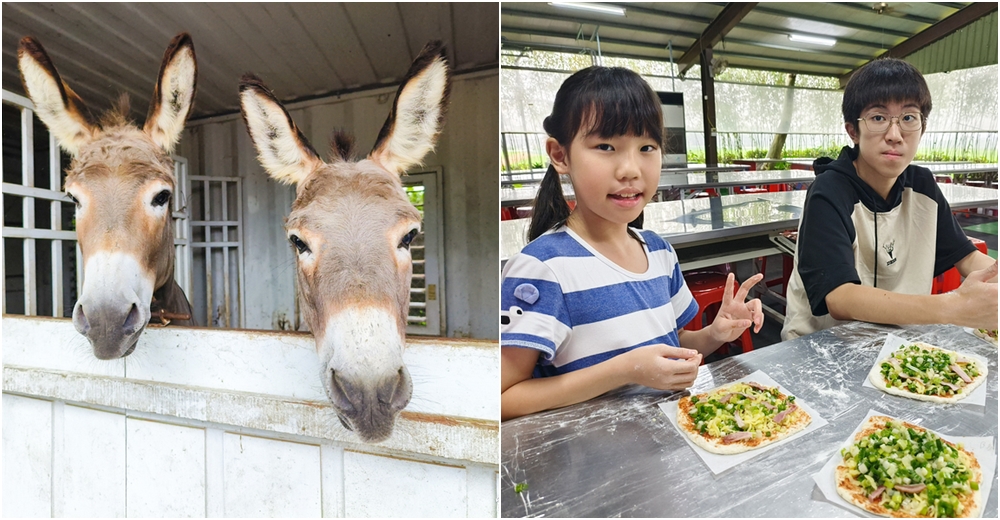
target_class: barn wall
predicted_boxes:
[2,316,498,517]
[178,69,499,339]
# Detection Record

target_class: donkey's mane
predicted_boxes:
[98,93,134,129]
[329,130,355,162]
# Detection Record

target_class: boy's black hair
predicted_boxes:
[528,67,662,242]
[842,58,932,136]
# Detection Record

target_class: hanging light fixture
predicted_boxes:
[788,34,836,46]
[549,2,626,16]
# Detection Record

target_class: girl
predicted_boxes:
[501,67,764,420]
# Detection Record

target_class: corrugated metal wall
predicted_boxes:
[177,69,499,340]
[906,11,998,74]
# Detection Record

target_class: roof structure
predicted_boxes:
[501,2,998,84]
[2,2,498,120]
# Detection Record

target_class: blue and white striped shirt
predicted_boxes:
[500,225,698,377]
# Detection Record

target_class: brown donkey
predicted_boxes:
[18,34,197,359]
[239,42,450,442]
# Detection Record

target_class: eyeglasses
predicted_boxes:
[857,112,924,134]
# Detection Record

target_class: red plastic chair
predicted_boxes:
[683,272,754,361]
[932,237,988,294]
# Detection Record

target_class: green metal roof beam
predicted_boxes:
[500,7,703,40]
[598,2,894,50]
[499,40,843,78]
[501,29,852,71]
[500,9,873,61]
[677,2,759,75]
[839,2,998,86]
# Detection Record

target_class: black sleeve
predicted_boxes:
[930,183,977,277]
[796,182,862,317]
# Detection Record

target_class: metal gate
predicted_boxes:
[189,176,245,328]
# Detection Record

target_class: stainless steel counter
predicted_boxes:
[500,322,998,518]
[501,170,814,207]
[501,187,999,260]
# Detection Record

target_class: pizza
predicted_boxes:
[868,342,987,403]
[973,328,997,346]
[836,415,982,518]
[676,381,811,454]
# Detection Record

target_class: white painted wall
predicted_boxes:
[178,69,499,339]
[2,316,498,518]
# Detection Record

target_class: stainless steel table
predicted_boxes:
[500,322,999,517]
[501,170,813,208]
[501,186,999,261]
[500,165,751,188]
[746,161,997,178]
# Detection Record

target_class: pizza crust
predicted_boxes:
[868,342,988,403]
[676,381,812,455]
[835,416,982,518]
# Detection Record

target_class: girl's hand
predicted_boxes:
[620,344,702,390]
[708,273,765,343]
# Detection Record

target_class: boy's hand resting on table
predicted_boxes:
[948,261,998,330]
[620,344,701,390]
[709,273,765,343]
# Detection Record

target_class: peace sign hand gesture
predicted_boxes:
[708,273,765,344]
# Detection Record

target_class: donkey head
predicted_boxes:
[240,42,449,442]
[18,34,197,359]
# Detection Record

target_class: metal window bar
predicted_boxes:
[3,88,192,320]
[3,89,74,318]
[190,176,243,328]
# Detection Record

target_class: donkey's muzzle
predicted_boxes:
[328,367,412,443]
[73,300,148,360]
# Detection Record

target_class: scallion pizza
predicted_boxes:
[973,328,997,346]
[836,415,982,518]
[676,381,811,454]
[868,342,987,403]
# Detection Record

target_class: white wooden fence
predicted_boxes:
[2,316,499,517]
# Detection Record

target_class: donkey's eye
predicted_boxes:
[152,190,172,207]
[66,193,80,207]
[399,229,419,250]
[289,234,310,254]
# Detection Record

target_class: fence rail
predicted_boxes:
[500,130,1000,180]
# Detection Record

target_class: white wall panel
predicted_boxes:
[344,451,467,518]
[125,418,206,517]
[465,465,498,518]
[57,405,126,517]
[222,433,322,517]
[2,394,52,518]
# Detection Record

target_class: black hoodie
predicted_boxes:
[780,146,975,340]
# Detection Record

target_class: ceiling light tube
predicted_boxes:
[788,34,837,46]
[549,2,626,16]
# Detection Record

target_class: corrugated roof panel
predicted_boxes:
[2,2,498,120]
[905,10,998,74]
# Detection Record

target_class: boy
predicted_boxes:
[781,58,997,340]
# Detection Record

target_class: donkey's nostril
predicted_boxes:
[328,370,356,412]
[123,303,141,333]
[73,304,91,334]
[389,367,412,413]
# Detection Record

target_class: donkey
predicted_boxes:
[239,42,450,442]
[18,33,197,360]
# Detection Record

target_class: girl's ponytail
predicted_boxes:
[527,164,570,242]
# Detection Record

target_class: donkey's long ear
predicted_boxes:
[18,36,98,156]
[369,41,450,175]
[239,74,322,185]
[144,33,197,153]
